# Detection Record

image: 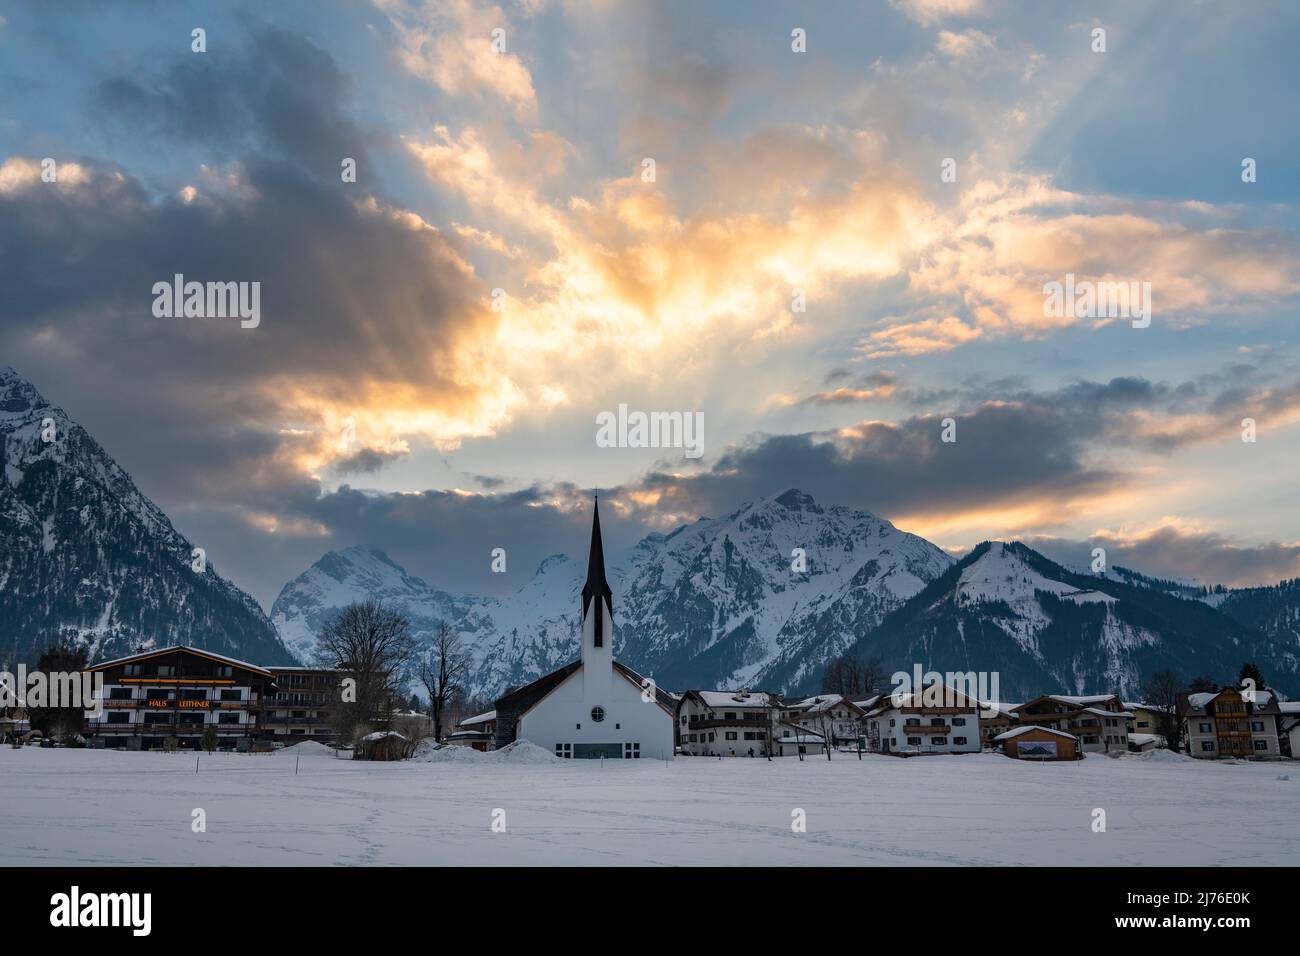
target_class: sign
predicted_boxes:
[147,699,210,709]
[1019,739,1058,759]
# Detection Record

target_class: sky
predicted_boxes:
[2,0,1299,608]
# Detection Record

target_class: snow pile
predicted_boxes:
[272,741,335,759]
[412,743,486,763]
[490,740,558,764]
[1129,748,1193,763]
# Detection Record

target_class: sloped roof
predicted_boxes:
[87,645,273,677]
[995,725,1077,742]
[458,709,496,728]
[613,661,677,715]
[494,660,582,717]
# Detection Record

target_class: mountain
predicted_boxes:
[1212,579,1300,680]
[272,488,956,699]
[842,541,1300,700]
[0,367,294,666]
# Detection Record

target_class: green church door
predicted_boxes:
[573,743,623,759]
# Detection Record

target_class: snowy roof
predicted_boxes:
[876,688,983,712]
[852,694,884,710]
[694,690,778,708]
[793,694,846,712]
[459,709,496,727]
[1048,694,1118,706]
[1123,701,1155,711]
[979,701,1021,717]
[1079,706,1134,718]
[995,725,1077,742]
[361,731,408,743]
[1128,733,1160,745]
[1185,689,1279,713]
[777,734,827,744]
[1277,701,1300,714]
[87,645,274,676]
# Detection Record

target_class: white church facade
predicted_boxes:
[492,500,676,759]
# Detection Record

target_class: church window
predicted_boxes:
[591,706,606,723]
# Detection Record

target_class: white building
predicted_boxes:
[676,690,779,756]
[862,687,983,755]
[492,500,676,759]
[1279,701,1300,759]
[784,694,867,749]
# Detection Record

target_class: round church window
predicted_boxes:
[591,706,606,723]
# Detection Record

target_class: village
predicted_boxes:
[5,504,1297,768]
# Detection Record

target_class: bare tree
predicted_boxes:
[820,653,886,699]
[811,699,836,761]
[416,622,470,743]
[315,599,416,745]
[1143,669,1187,753]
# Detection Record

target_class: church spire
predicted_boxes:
[581,497,613,647]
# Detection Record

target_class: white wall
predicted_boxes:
[869,708,981,754]
[518,667,673,759]
[516,600,673,759]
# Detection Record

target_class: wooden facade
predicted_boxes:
[997,726,1080,761]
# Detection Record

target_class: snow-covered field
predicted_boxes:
[1,745,1294,866]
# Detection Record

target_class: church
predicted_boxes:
[493,500,676,759]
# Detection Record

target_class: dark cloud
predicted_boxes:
[330,447,409,476]
[94,26,382,178]
[1030,528,1300,590]
[629,399,1118,525]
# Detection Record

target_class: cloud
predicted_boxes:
[935,28,995,59]
[375,0,537,118]
[859,315,982,358]
[888,175,1300,353]
[1031,523,1300,589]
[94,27,379,178]
[892,0,986,27]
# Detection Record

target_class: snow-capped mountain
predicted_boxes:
[0,367,294,666]
[845,541,1300,700]
[272,488,956,699]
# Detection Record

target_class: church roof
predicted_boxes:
[494,660,583,718]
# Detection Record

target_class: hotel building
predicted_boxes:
[85,646,275,750]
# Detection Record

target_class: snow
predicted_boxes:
[272,740,336,758]
[459,709,496,727]
[2,747,1295,866]
[696,691,778,708]
[411,740,556,765]
[361,731,407,743]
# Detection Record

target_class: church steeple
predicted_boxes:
[581,497,613,647]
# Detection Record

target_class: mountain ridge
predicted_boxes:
[0,367,294,666]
